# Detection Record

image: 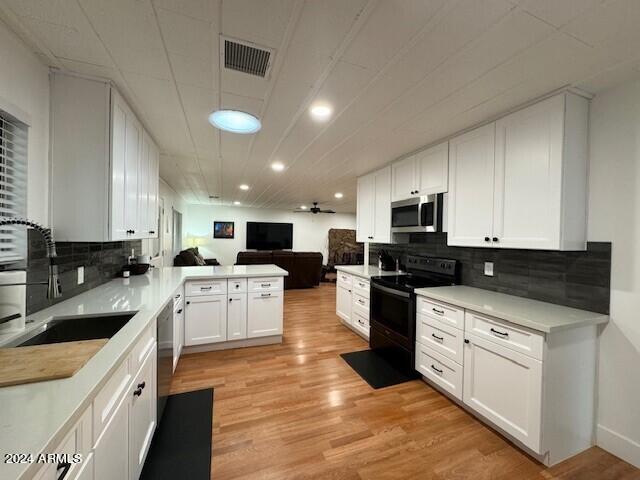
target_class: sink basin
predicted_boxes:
[8,313,137,347]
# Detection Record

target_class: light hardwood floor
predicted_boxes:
[171,284,639,480]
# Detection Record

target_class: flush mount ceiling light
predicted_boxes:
[208,110,261,134]
[239,184,250,191]
[233,201,241,205]
[334,192,343,199]
[300,205,307,210]
[271,161,285,172]
[310,103,332,121]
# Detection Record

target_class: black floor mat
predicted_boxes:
[141,388,213,480]
[341,349,417,389]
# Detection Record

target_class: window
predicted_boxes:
[0,111,27,265]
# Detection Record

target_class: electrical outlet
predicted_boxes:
[77,266,84,285]
[484,262,494,277]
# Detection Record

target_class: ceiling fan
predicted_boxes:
[293,202,335,214]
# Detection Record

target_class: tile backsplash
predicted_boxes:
[370,233,611,314]
[26,229,142,315]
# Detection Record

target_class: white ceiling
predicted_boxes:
[2,0,640,213]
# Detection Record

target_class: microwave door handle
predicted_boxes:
[371,282,411,299]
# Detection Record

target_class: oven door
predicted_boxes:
[370,282,415,349]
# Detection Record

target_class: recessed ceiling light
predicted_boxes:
[310,103,332,121]
[334,192,343,199]
[233,201,241,205]
[239,184,250,191]
[271,162,285,172]
[300,205,307,210]
[208,110,261,134]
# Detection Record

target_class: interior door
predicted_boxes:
[463,333,542,453]
[447,123,496,247]
[391,155,416,201]
[493,95,564,249]
[373,166,391,243]
[356,173,374,242]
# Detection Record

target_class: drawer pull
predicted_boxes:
[358,319,364,326]
[175,293,181,299]
[431,333,444,342]
[261,283,271,287]
[430,364,443,374]
[200,286,212,291]
[490,327,509,338]
[261,293,271,298]
[133,388,142,397]
[177,309,183,314]
[432,307,445,315]
[137,381,146,390]
[358,299,365,305]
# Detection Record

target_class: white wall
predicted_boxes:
[588,79,640,468]
[183,204,356,266]
[0,19,49,225]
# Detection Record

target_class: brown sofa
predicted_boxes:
[236,251,323,289]
[173,247,220,267]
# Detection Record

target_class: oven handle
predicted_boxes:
[371,282,410,299]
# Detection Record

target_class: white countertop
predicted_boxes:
[335,265,400,279]
[0,265,287,480]
[415,285,609,333]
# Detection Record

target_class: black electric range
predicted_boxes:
[369,255,458,375]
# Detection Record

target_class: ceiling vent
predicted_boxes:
[222,37,273,78]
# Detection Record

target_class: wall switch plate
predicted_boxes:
[484,262,494,277]
[77,266,84,285]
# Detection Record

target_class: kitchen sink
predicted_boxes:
[7,313,137,347]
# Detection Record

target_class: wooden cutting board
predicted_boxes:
[0,338,108,387]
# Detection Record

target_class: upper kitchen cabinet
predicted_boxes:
[391,141,449,202]
[50,73,160,242]
[448,92,589,250]
[356,166,391,243]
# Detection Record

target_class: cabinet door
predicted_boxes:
[129,348,156,480]
[448,123,496,247]
[94,394,129,480]
[416,141,448,194]
[137,132,150,240]
[147,141,159,238]
[463,333,542,452]
[184,295,228,346]
[493,95,564,249]
[336,285,352,324]
[111,96,128,241]
[391,155,417,201]
[356,173,375,242]
[247,291,283,338]
[227,293,247,340]
[124,114,141,238]
[75,452,94,480]
[372,166,391,243]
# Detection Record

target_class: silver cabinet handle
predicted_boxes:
[432,307,444,315]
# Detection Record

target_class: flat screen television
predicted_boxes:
[246,222,293,250]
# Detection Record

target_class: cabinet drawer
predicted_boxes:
[352,310,369,338]
[417,297,464,330]
[248,277,283,293]
[185,279,227,296]
[337,272,352,287]
[464,310,543,360]
[131,320,156,376]
[417,314,464,364]
[415,343,463,401]
[352,277,370,298]
[228,278,247,293]
[93,357,131,445]
[352,294,369,319]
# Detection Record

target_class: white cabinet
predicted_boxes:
[356,166,391,243]
[391,141,449,201]
[336,284,352,324]
[247,291,283,338]
[463,332,542,452]
[227,293,247,340]
[184,295,228,345]
[129,347,156,480]
[448,92,589,250]
[50,72,160,242]
[75,453,94,480]
[94,393,129,480]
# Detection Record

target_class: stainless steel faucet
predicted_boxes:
[0,217,62,299]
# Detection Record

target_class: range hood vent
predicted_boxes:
[223,37,272,78]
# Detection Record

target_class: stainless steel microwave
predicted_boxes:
[391,194,443,233]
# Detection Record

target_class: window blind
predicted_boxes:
[0,112,28,264]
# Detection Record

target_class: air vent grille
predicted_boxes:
[224,39,271,77]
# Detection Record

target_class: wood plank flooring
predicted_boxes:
[170,284,639,480]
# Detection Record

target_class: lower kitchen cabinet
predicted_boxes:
[74,453,94,480]
[336,284,352,324]
[184,294,228,345]
[463,333,542,452]
[129,349,157,480]
[227,293,247,340]
[94,393,129,480]
[247,291,283,337]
